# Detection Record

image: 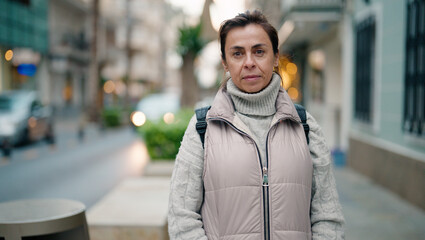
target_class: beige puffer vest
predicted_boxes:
[201,88,313,240]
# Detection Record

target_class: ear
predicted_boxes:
[274,53,279,67]
[222,59,229,72]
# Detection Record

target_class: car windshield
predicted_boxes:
[137,93,180,121]
[0,97,13,111]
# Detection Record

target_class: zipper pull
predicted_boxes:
[262,167,269,186]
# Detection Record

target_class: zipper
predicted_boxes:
[263,166,270,240]
[262,167,269,186]
[263,121,285,240]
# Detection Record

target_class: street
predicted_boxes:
[0,115,148,209]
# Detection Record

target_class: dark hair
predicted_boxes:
[219,10,279,61]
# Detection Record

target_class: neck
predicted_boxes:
[226,73,281,116]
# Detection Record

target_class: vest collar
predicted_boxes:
[207,86,301,126]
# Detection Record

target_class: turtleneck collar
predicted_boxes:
[226,73,281,116]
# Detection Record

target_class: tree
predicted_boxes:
[177,23,206,108]
[88,0,99,121]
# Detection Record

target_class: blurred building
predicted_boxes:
[0,0,49,97]
[254,0,425,211]
[246,0,282,28]
[280,0,345,152]
[344,0,425,211]
[100,0,177,105]
[48,0,90,109]
[0,0,91,109]
[1,0,176,112]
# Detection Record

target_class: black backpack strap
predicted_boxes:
[294,104,310,144]
[195,104,308,146]
[195,106,211,148]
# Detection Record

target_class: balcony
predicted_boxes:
[281,0,345,21]
[278,0,345,50]
[283,0,344,10]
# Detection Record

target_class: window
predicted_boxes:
[7,0,30,6]
[14,0,30,6]
[354,16,376,123]
[404,0,425,136]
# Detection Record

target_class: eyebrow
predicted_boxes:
[229,43,267,50]
[252,43,267,48]
[229,46,244,51]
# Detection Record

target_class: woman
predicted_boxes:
[168,10,345,240]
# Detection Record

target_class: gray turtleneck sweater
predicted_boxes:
[168,75,345,240]
[226,76,280,165]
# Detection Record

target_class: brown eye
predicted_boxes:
[255,49,265,56]
[233,51,242,57]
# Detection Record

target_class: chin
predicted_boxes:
[244,87,263,93]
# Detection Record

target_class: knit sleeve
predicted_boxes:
[168,115,208,240]
[306,111,345,239]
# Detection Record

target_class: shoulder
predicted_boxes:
[305,111,320,133]
[183,114,203,148]
[175,114,204,168]
[187,114,198,134]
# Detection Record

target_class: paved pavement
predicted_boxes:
[334,166,425,239]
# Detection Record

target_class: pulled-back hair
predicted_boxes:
[219,10,279,61]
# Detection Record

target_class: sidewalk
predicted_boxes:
[334,166,425,239]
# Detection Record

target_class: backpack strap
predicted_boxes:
[195,106,211,148]
[195,104,309,147]
[294,103,310,144]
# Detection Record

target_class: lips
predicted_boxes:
[243,75,261,81]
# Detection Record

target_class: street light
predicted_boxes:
[5,50,13,61]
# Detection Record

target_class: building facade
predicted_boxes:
[346,0,425,210]
[271,0,425,210]
[264,0,346,150]
[48,0,90,109]
[0,0,49,98]
[0,0,92,110]
[100,0,173,99]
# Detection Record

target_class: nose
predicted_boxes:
[244,53,255,69]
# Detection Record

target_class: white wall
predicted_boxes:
[306,29,343,150]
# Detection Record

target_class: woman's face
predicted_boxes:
[222,24,279,93]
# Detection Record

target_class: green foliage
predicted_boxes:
[102,107,121,127]
[138,109,193,160]
[177,23,207,57]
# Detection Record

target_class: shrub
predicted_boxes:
[102,107,121,127]
[138,109,193,160]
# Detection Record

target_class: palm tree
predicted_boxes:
[177,23,206,108]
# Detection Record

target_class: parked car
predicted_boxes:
[0,90,55,156]
[130,92,180,127]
